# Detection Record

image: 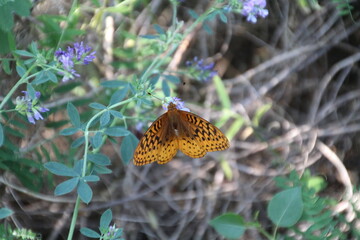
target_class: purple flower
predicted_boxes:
[185,57,217,82]
[73,42,96,64]
[55,42,96,82]
[163,97,190,112]
[16,91,49,124]
[106,224,121,237]
[241,0,269,23]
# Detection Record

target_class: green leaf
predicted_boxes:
[1,58,11,74]
[24,57,35,65]
[120,133,139,164]
[0,30,14,54]
[307,211,333,232]
[100,111,111,126]
[226,116,244,141]
[33,71,47,85]
[91,132,103,149]
[13,0,31,16]
[0,5,13,32]
[109,88,128,106]
[149,74,160,87]
[93,165,112,174]
[207,10,219,21]
[60,127,79,136]
[4,125,24,138]
[219,12,228,23]
[140,34,158,39]
[44,162,79,177]
[29,41,39,54]
[188,9,199,19]
[0,207,13,219]
[33,70,58,84]
[54,177,79,196]
[26,83,36,99]
[203,22,213,34]
[71,136,85,148]
[100,80,128,88]
[87,153,111,166]
[252,103,272,127]
[16,65,26,77]
[109,110,123,119]
[213,75,231,109]
[114,228,123,238]
[104,127,130,137]
[0,123,4,147]
[163,74,180,84]
[73,160,84,175]
[0,0,31,32]
[153,24,165,35]
[162,80,170,96]
[14,50,34,57]
[100,209,112,229]
[303,173,326,193]
[80,227,101,238]
[77,179,93,204]
[267,186,304,227]
[209,213,246,239]
[89,102,106,109]
[0,1,11,8]
[83,175,100,182]
[67,102,81,127]
[45,70,58,83]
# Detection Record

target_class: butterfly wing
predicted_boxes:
[133,113,179,166]
[178,110,229,158]
[178,136,207,158]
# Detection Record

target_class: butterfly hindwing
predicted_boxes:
[178,136,206,158]
[157,137,178,164]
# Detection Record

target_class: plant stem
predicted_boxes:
[0,64,36,111]
[66,96,136,239]
[67,197,81,240]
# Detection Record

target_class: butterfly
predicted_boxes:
[133,102,230,166]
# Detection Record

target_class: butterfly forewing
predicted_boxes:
[133,113,176,166]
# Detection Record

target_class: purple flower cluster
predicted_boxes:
[241,0,268,23]
[163,97,190,112]
[107,224,120,237]
[16,91,49,124]
[185,57,217,82]
[55,42,96,82]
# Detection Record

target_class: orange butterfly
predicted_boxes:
[133,102,229,166]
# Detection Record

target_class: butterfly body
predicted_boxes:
[133,102,229,166]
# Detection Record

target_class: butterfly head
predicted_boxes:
[167,102,177,111]
[163,97,190,112]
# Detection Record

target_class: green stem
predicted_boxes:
[258,227,275,240]
[172,1,177,27]
[0,64,36,111]
[57,0,78,50]
[139,7,214,85]
[66,96,136,240]
[67,197,81,240]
